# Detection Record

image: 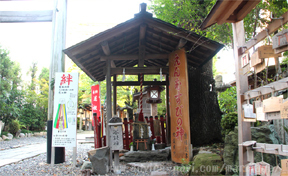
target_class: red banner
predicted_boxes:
[91,85,101,126]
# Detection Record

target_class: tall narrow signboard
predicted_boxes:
[91,85,101,125]
[52,72,78,147]
[169,49,191,163]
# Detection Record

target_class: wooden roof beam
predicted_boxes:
[176,38,187,49]
[100,54,168,61]
[101,41,116,68]
[138,24,147,67]
[103,66,169,75]
[216,0,242,25]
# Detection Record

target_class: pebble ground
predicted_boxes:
[0,137,186,176]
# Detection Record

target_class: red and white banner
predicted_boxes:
[91,85,101,126]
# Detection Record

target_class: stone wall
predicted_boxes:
[188,59,223,146]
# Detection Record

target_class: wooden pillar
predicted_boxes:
[106,59,112,169]
[232,21,251,175]
[166,74,171,145]
[113,75,117,116]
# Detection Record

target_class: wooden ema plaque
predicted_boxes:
[243,104,256,118]
[169,49,191,163]
[256,107,268,121]
[241,53,249,68]
[281,99,288,119]
[255,61,266,74]
[253,100,263,113]
[281,159,288,176]
[263,96,283,113]
[272,29,288,54]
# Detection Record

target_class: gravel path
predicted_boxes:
[0,136,47,150]
[0,137,186,176]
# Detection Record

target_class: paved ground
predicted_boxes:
[0,131,94,167]
[0,143,46,167]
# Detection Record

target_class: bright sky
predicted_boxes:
[0,0,235,83]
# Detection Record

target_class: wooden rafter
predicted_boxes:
[138,24,147,67]
[176,38,187,49]
[104,66,169,75]
[100,54,168,61]
[101,41,116,68]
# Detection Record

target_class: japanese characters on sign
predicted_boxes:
[91,85,101,125]
[52,72,79,147]
[169,49,191,163]
[109,123,123,150]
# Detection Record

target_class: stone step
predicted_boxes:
[85,136,94,142]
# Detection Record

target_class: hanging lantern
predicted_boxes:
[146,80,165,104]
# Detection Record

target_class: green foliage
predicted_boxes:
[8,119,20,136]
[149,0,288,48]
[21,129,32,134]
[1,131,8,137]
[0,46,23,126]
[218,87,237,114]
[221,112,238,136]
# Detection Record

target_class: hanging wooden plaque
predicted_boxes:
[253,100,263,113]
[256,161,270,176]
[246,163,257,176]
[243,104,256,119]
[255,61,266,73]
[256,107,268,121]
[266,112,281,120]
[241,53,249,68]
[258,45,281,58]
[272,29,288,49]
[263,96,283,113]
[281,99,288,119]
[281,159,288,176]
[251,51,262,67]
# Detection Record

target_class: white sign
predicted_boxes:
[109,123,123,151]
[243,104,256,119]
[52,72,79,147]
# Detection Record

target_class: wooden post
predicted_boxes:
[106,58,112,170]
[129,118,133,144]
[113,75,117,116]
[48,0,67,167]
[232,21,251,175]
[155,116,161,143]
[149,116,155,140]
[165,75,171,145]
[123,118,129,150]
[160,115,166,144]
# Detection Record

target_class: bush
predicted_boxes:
[1,131,8,137]
[21,129,32,134]
[8,119,20,136]
[221,112,238,136]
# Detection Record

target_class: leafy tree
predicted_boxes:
[149,0,288,48]
[0,47,23,127]
[218,86,237,114]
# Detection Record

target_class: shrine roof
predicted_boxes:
[200,0,260,30]
[64,4,224,82]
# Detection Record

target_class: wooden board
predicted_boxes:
[272,29,288,49]
[275,45,288,54]
[243,104,256,118]
[256,107,268,121]
[263,96,283,113]
[258,45,281,58]
[251,51,262,67]
[281,99,288,119]
[266,112,281,120]
[169,49,191,163]
[255,61,266,73]
[253,100,263,113]
[241,53,249,68]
